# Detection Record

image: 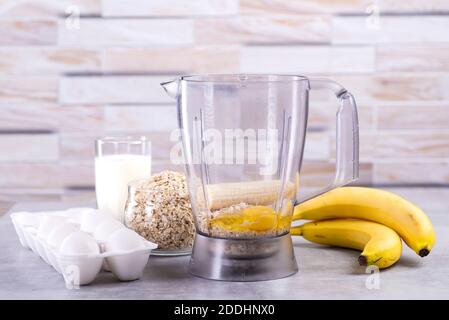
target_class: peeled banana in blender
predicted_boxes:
[201,180,296,210]
[291,219,402,269]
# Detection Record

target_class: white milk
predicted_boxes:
[95,154,151,222]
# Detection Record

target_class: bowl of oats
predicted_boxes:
[124,171,195,256]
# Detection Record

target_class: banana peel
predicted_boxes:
[293,187,435,257]
[291,219,402,269]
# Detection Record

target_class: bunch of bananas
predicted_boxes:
[291,187,436,269]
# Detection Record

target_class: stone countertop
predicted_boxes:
[1,188,448,300]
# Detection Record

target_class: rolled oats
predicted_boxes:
[124,171,195,250]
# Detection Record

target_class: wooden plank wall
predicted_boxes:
[0,0,449,204]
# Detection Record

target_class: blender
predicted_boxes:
[161,74,359,281]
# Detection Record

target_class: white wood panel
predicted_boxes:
[376,45,449,72]
[241,46,374,73]
[331,74,449,102]
[0,48,101,75]
[332,129,449,162]
[0,103,104,131]
[0,0,447,195]
[375,162,449,184]
[376,0,449,13]
[377,103,449,129]
[59,76,174,104]
[333,17,449,44]
[241,0,367,14]
[58,19,194,47]
[0,161,92,188]
[378,131,449,158]
[102,46,239,73]
[0,0,101,17]
[104,105,178,132]
[61,161,94,187]
[241,0,449,15]
[0,77,57,103]
[60,133,99,161]
[0,20,57,45]
[195,15,331,44]
[102,0,239,17]
[0,134,59,161]
[359,130,449,160]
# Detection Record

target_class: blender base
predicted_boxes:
[188,233,298,282]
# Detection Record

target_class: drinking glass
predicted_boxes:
[95,136,151,222]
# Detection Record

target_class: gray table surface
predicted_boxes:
[1,188,448,300]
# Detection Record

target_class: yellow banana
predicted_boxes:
[293,187,435,257]
[291,219,402,269]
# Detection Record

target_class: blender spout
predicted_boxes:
[160,78,180,99]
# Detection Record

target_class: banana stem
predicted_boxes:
[358,255,368,266]
[292,206,302,221]
[289,226,303,236]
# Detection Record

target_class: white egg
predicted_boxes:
[47,222,80,249]
[63,207,92,224]
[45,210,68,217]
[80,209,114,234]
[37,215,68,240]
[60,231,100,255]
[65,207,93,216]
[16,212,42,229]
[105,228,145,253]
[93,219,124,243]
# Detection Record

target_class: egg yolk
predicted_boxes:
[210,205,292,232]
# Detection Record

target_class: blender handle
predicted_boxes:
[301,78,359,202]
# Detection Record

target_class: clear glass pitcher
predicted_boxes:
[162,74,359,281]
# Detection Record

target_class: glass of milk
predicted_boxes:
[95,136,152,222]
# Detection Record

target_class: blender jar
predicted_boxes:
[161,74,359,281]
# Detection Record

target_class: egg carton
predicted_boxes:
[10,208,157,287]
